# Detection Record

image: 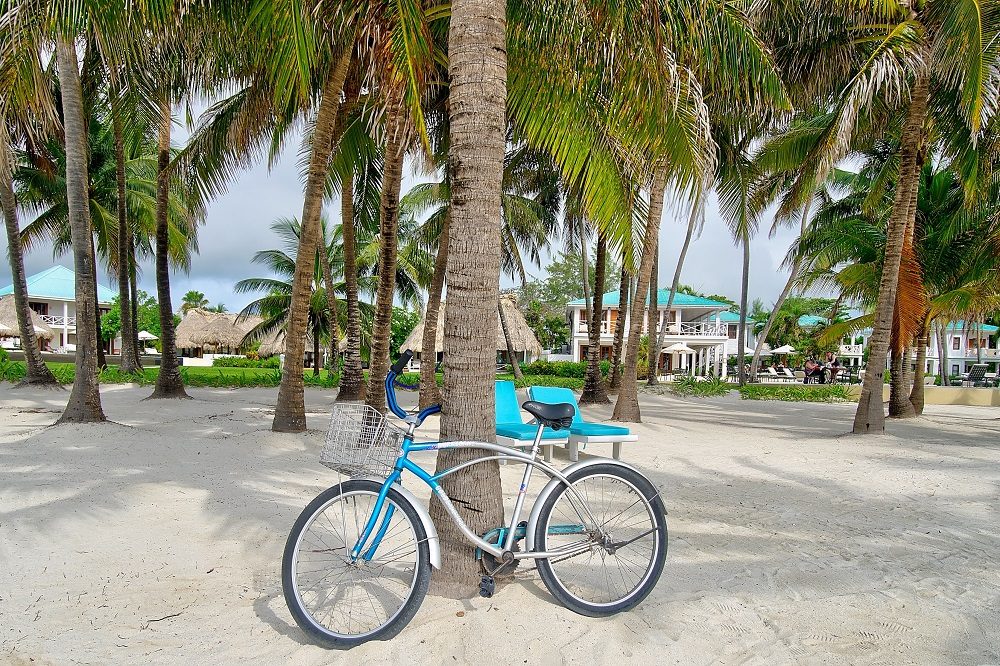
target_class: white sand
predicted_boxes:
[1,383,998,665]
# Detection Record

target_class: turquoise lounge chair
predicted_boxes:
[527,386,638,461]
[494,381,567,461]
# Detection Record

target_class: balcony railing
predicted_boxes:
[578,320,725,336]
[40,314,75,327]
[839,344,864,356]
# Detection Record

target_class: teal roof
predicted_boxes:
[0,265,115,303]
[798,315,829,328]
[946,321,999,334]
[569,289,731,309]
[719,311,742,323]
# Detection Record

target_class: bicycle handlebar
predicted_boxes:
[386,349,440,426]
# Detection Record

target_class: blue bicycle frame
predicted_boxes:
[348,364,598,565]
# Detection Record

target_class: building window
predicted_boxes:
[952,336,961,351]
[951,364,959,376]
[29,302,48,316]
[728,325,737,340]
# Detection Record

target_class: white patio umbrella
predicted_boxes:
[663,342,695,353]
[772,344,796,354]
[137,330,158,341]
[0,322,11,334]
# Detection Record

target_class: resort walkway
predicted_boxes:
[1,385,997,664]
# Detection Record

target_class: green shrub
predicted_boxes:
[0,347,9,364]
[394,372,444,390]
[212,355,280,368]
[1,360,26,383]
[497,373,584,390]
[670,375,732,398]
[738,384,853,402]
[520,360,588,378]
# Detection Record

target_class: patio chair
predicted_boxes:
[765,366,795,383]
[962,364,990,387]
[494,381,567,462]
[527,386,637,462]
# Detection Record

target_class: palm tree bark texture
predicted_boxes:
[55,38,106,422]
[365,93,407,413]
[112,108,140,374]
[580,231,609,402]
[148,96,188,400]
[1,154,57,385]
[337,170,366,402]
[428,0,508,595]
[272,52,352,431]
[609,265,629,389]
[645,236,659,384]
[853,73,929,434]
[419,215,449,409]
[737,236,751,386]
[613,162,668,422]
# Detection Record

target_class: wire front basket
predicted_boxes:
[320,403,406,478]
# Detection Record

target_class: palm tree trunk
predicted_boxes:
[313,327,321,375]
[149,96,187,399]
[499,297,525,382]
[129,255,142,367]
[365,94,406,413]
[645,237,659,384]
[609,265,628,389]
[337,171,365,402]
[429,0,508,594]
[418,215,448,409]
[55,38,105,422]
[1,150,57,385]
[937,321,950,386]
[890,342,916,417]
[751,202,811,376]
[613,162,668,422]
[854,74,929,434]
[92,234,106,369]
[656,203,699,379]
[737,236,751,386]
[113,109,139,374]
[581,231,609,402]
[273,51,352,430]
[320,237,340,374]
[909,320,929,414]
[579,216,591,326]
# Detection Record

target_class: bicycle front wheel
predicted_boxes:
[534,464,667,616]
[282,479,431,647]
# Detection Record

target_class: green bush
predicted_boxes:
[212,355,280,368]
[738,384,853,402]
[497,373,584,390]
[670,375,732,398]
[394,372,444,390]
[0,347,9,364]
[520,360,588,378]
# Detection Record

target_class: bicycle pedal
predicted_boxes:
[479,575,495,598]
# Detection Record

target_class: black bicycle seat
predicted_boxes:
[521,401,575,431]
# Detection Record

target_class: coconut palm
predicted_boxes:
[181,291,209,313]
[0,49,58,386]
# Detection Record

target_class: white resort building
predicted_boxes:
[926,321,999,376]
[567,290,753,377]
[0,266,115,353]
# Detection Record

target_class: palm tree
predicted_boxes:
[0,49,58,386]
[181,290,209,313]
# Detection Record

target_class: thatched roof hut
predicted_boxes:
[0,295,55,340]
[257,328,315,357]
[400,297,542,357]
[175,309,261,351]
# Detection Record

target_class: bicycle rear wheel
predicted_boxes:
[282,479,431,647]
[534,464,667,616]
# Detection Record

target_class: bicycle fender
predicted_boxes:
[524,458,644,552]
[355,476,441,569]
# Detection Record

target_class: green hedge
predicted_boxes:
[0,361,339,388]
[211,356,280,368]
[497,373,584,389]
[738,384,854,402]
[669,376,733,398]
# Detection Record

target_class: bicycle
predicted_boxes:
[282,350,667,648]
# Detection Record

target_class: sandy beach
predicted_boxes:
[1,384,998,665]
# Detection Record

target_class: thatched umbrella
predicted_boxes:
[257,328,315,357]
[0,295,55,341]
[400,299,542,358]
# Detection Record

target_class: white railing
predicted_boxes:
[40,314,75,326]
[839,344,864,356]
[579,319,726,337]
[970,348,1000,358]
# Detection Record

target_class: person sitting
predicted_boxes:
[825,352,842,384]
[804,358,826,384]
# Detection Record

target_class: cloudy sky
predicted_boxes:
[2,122,804,314]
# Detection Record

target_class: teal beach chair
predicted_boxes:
[494,381,567,461]
[527,386,638,461]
